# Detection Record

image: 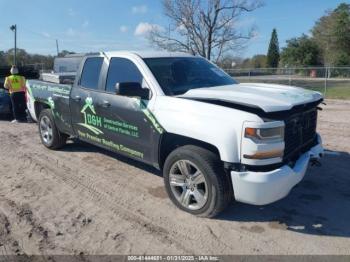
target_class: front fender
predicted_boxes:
[153,96,263,163]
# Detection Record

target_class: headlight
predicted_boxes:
[242,122,285,162]
[245,126,284,142]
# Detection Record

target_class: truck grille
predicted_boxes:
[284,108,318,161]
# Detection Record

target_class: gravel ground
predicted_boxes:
[0,99,349,255]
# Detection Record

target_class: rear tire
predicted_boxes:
[163,145,232,218]
[38,109,67,149]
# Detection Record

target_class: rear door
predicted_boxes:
[70,56,105,141]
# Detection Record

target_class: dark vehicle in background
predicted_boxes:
[0,65,41,120]
[0,66,40,80]
[0,88,11,118]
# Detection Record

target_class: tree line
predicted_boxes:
[0,49,76,69]
[235,2,350,69]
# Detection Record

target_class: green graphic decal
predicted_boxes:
[103,118,139,138]
[48,97,55,109]
[74,97,163,160]
[139,100,164,134]
[77,130,144,159]
[26,83,35,101]
[31,83,71,96]
[78,97,142,138]
[78,97,104,135]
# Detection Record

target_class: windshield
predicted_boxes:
[144,57,237,96]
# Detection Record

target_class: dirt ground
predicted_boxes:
[0,99,349,256]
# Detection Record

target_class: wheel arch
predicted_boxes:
[158,132,221,170]
[34,101,50,120]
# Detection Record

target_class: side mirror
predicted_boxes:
[115,82,150,100]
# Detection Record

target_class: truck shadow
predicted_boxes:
[62,139,162,176]
[61,141,350,238]
[218,149,350,238]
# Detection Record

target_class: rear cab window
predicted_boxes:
[80,57,104,90]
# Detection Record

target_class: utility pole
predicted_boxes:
[56,39,60,57]
[10,24,17,66]
[168,24,171,50]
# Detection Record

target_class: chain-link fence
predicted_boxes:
[223,67,350,99]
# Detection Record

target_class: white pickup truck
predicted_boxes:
[26,51,324,217]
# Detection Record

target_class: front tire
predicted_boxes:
[163,145,233,218]
[38,109,67,149]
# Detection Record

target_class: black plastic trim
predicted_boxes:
[225,140,320,173]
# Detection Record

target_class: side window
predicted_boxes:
[80,57,103,90]
[105,58,143,93]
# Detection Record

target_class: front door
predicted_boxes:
[95,57,163,164]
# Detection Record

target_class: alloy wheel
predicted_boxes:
[169,160,208,210]
[40,115,53,145]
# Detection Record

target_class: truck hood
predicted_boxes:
[179,83,323,112]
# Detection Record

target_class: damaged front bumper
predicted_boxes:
[231,136,324,205]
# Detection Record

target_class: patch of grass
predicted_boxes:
[324,86,350,99]
[303,84,350,99]
[277,80,350,99]
[238,79,350,100]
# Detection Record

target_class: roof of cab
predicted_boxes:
[103,51,194,59]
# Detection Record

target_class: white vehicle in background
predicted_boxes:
[41,54,84,84]
[53,54,84,73]
[26,51,324,217]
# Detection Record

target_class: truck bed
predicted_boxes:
[26,79,74,135]
[41,72,76,85]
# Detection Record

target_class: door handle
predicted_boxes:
[100,100,111,108]
[73,96,81,102]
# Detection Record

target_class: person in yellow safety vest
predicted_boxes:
[4,66,27,123]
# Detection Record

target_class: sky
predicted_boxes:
[0,0,346,58]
